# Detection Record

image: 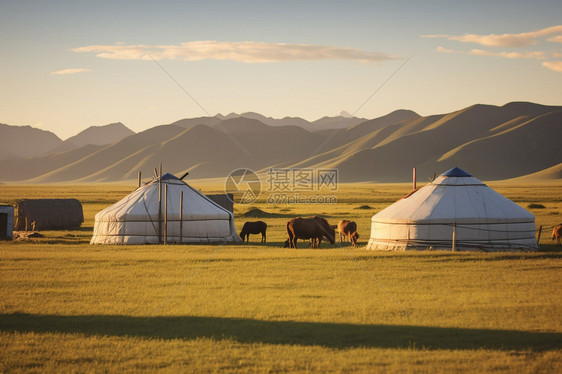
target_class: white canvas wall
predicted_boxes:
[366,170,538,251]
[91,177,241,245]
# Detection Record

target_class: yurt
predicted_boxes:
[91,173,241,244]
[366,167,538,251]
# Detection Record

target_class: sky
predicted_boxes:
[1,0,561,139]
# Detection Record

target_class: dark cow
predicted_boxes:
[552,224,562,246]
[285,216,335,249]
[240,221,267,243]
[337,220,359,247]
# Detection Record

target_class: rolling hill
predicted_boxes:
[0,124,62,160]
[305,103,561,181]
[214,112,368,131]
[64,122,134,147]
[0,102,560,183]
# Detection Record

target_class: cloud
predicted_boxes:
[542,61,562,72]
[469,49,548,60]
[436,46,562,73]
[423,25,562,47]
[436,46,549,60]
[548,35,562,43]
[51,68,92,75]
[436,46,456,54]
[72,41,399,63]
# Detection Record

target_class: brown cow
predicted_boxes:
[240,221,267,243]
[337,220,359,247]
[552,224,562,246]
[286,216,335,249]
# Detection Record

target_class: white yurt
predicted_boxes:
[91,173,241,244]
[366,167,538,251]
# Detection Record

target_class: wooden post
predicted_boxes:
[138,171,142,188]
[158,163,162,244]
[412,167,417,190]
[164,184,168,245]
[179,191,183,244]
[537,225,542,244]
[452,222,456,252]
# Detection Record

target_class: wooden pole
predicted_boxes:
[164,184,168,245]
[179,191,183,244]
[412,167,417,190]
[537,225,542,244]
[452,222,456,252]
[138,171,141,188]
[158,163,162,244]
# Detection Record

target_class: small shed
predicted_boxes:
[14,199,84,231]
[0,204,14,240]
[207,193,234,213]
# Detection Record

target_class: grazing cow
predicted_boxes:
[286,216,335,249]
[552,224,562,246]
[337,220,359,247]
[239,221,267,243]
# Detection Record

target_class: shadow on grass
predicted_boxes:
[238,241,343,249]
[415,252,562,263]
[1,313,560,351]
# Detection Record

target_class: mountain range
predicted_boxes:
[0,102,560,183]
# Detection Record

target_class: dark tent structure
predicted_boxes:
[0,204,14,240]
[14,199,84,231]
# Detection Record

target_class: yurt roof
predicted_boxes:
[95,173,231,222]
[372,167,534,224]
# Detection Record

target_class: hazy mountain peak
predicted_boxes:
[0,123,62,160]
[502,101,562,117]
[65,122,135,147]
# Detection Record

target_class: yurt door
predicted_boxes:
[0,213,7,240]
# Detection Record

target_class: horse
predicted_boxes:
[337,220,359,247]
[552,224,562,246]
[286,216,335,249]
[239,221,267,243]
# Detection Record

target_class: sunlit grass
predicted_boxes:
[0,181,561,372]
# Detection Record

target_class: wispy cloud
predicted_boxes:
[72,41,399,63]
[51,68,92,75]
[431,26,562,73]
[437,46,549,60]
[423,25,562,47]
[542,61,562,72]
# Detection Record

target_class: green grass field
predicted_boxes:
[0,181,561,372]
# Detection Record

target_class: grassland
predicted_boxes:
[0,180,561,372]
